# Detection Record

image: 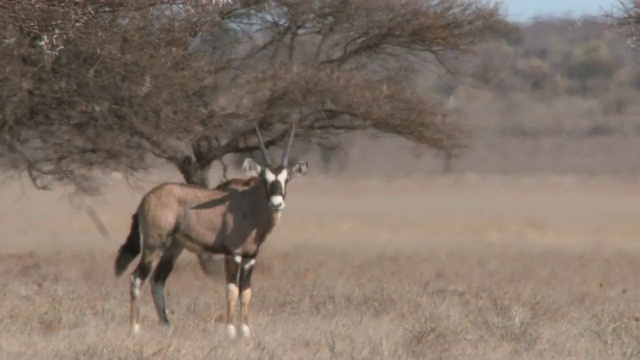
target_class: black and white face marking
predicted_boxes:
[243,158,309,212]
[263,168,289,211]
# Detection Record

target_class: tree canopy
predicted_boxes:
[0,0,508,193]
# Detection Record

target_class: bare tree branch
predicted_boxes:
[0,0,506,193]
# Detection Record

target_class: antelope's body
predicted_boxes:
[139,181,277,256]
[114,125,307,338]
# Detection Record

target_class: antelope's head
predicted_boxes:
[243,124,308,212]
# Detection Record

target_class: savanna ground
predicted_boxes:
[2,144,640,359]
[4,12,640,359]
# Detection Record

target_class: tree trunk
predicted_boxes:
[178,156,211,188]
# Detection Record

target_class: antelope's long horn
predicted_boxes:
[281,124,295,167]
[254,124,272,166]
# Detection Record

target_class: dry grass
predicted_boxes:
[1,171,640,359]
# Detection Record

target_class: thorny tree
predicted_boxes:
[610,1,640,51]
[1,0,508,193]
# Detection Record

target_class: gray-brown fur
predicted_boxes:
[195,176,259,278]
[114,125,308,338]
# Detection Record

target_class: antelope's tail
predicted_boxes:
[114,213,142,277]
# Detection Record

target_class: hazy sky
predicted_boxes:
[501,0,620,21]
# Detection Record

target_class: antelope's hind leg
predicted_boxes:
[224,255,242,338]
[151,240,184,329]
[239,258,256,339]
[130,248,162,334]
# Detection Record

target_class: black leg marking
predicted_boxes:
[239,258,256,338]
[151,241,184,327]
[130,249,159,334]
[224,255,242,338]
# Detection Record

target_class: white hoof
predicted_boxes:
[226,324,237,339]
[240,324,251,338]
[132,323,140,335]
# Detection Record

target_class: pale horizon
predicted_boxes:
[501,0,620,21]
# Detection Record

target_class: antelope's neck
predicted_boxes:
[249,182,280,234]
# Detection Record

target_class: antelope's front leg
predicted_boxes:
[224,255,241,338]
[239,257,256,338]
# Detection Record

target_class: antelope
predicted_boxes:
[113,124,308,338]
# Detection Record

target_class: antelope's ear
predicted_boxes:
[290,161,308,178]
[242,158,262,176]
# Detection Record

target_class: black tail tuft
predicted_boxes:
[114,213,141,277]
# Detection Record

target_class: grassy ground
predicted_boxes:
[1,173,640,359]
